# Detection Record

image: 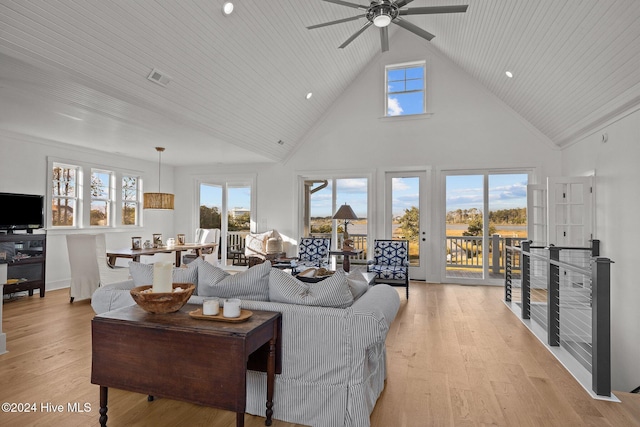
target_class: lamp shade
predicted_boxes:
[143,147,174,210]
[143,193,174,210]
[332,204,358,220]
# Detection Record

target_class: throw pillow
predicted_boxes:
[346,271,369,300]
[128,260,199,294]
[198,260,270,301]
[269,269,354,308]
[244,231,270,257]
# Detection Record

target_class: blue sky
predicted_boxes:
[199,184,251,210]
[200,175,527,219]
[393,174,528,217]
[310,178,368,218]
[446,174,528,213]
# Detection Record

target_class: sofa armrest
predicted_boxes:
[91,279,136,314]
[351,283,401,328]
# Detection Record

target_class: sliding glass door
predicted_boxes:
[444,171,529,284]
[199,181,253,265]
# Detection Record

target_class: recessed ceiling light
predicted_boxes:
[305,92,313,100]
[222,2,234,15]
[505,71,514,78]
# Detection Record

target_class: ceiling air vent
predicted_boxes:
[147,68,171,87]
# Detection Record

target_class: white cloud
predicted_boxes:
[387,97,403,116]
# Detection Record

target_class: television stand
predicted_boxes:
[0,232,46,298]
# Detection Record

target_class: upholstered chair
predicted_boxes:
[296,237,331,270]
[367,239,410,298]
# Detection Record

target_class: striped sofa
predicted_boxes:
[91,260,401,427]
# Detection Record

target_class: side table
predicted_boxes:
[91,304,282,427]
[329,249,363,273]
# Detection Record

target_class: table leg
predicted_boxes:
[175,250,182,267]
[236,412,244,427]
[107,255,117,268]
[99,386,108,427]
[265,329,276,425]
[343,255,351,273]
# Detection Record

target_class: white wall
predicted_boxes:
[175,31,562,281]
[0,130,175,290]
[562,106,640,393]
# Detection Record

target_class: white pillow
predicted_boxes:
[128,261,199,293]
[346,271,369,300]
[244,231,270,257]
[269,269,354,308]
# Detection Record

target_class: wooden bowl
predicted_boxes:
[130,283,195,314]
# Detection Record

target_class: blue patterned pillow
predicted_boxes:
[128,261,199,294]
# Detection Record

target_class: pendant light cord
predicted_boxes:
[156,146,165,193]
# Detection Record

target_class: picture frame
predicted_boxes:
[131,237,142,250]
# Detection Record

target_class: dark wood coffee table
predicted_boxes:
[91,304,282,427]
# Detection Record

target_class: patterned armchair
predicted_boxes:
[295,237,331,270]
[367,239,410,298]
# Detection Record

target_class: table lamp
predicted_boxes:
[332,204,358,250]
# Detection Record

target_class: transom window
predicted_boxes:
[385,61,426,116]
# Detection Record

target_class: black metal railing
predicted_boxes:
[504,239,613,397]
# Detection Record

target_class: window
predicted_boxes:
[122,175,140,226]
[385,61,426,116]
[48,158,143,229]
[90,169,113,226]
[302,176,369,250]
[51,163,80,227]
[198,177,256,264]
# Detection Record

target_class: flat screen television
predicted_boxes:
[0,192,45,232]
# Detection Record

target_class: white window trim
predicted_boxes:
[296,171,373,249]
[90,168,114,227]
[47,156,144,232]
[194,173,257,261]
[121,174,142,227]
[383,60,428,118]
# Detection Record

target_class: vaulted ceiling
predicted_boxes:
[1,0,639,166]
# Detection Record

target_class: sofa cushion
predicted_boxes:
[129,261,199,293]
[269,268,354,308]
[197,259,270,301]
[346,271,369,300]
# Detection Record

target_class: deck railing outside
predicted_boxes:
[446,234,526,275]
[226,231,524,273]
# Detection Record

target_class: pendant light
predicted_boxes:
[143,147,174,210]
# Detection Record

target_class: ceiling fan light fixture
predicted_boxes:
[373,13,392,27]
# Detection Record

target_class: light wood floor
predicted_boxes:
[1,284,639,426]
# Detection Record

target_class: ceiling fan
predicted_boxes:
[307,0,468,52]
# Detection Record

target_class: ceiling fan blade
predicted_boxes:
[393,17,435,41]
[380,26,389,52]
[339,20,373,48]
[395,0,416,8]
[307,15,365,29]
[322,0,368,10]
[399,5,469,15]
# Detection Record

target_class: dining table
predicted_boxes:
[106,243,217,268]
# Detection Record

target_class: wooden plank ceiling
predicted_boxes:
[0,0,638,165]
